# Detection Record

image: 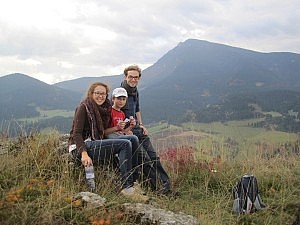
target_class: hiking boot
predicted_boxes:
[121,187,149,203]
[133,181,145,194]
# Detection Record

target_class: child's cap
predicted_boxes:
[112,87,128,97]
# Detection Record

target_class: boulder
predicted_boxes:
[123,202,200,225]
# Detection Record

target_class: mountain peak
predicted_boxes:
[1,73,48,85]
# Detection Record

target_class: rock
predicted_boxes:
[75,192,106,209]
[72,192,200,224]
[123,203,200,225]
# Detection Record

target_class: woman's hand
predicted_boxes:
[81,151,93,167]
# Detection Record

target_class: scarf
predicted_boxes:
[120,80,138,110]
[121,80,138,101]
[81,97,111,140]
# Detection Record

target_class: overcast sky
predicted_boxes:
[1,0,299,84]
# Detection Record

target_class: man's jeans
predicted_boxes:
[132,126,171,192]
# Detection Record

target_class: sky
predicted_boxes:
[0,0,300,84]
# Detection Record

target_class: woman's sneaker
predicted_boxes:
[121,187,149,203]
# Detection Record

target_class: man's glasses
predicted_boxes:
[127,75,140,80]
[93,92,107,96]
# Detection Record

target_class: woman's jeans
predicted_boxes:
[72,138,134,189]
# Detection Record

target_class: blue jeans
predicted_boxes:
[72,138,133,189]
[132,126,171,192]
[106,134,142,182]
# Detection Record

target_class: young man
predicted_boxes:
[120,65,173,195]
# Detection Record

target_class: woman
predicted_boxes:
[68,82,148,202]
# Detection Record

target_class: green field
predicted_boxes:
[148,119,299,145]
[148,119,299,162]
[183,120,298,144]
[18,108,74,122]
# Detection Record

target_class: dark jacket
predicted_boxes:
[69,103,92,154]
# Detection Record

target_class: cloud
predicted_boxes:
[0,0,299,84]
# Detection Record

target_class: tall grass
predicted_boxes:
[0,130,299,224]
[159,144,299,225]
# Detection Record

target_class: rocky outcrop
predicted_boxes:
[75,192,106,209]
[76,191,200,225]
[123,202,200,225]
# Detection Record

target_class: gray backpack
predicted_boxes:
[232,174,265,214]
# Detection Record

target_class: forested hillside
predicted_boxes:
[0,74,81,121]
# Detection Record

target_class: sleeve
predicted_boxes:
[135,91,140,113]
[72,104,88,154]
[109,110,114,127]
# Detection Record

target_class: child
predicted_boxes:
[107,87,146,193]
[107,87,136,138]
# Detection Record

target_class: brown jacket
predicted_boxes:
[69,103,92,154]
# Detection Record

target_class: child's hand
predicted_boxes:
[125,130,133,135]
[117,120,126,130]
[129,116,136,127]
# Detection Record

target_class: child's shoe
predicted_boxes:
[121,187,149,203]
[133,181,145,194]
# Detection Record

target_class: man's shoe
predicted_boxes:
[121,187,149,203]
[162,189,180,198]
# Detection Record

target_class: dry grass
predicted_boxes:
[0,130,299,224]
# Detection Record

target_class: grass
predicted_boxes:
[147,122,182,135]
[0,128,299,224]
[183,121,299,143]
[38,108,74,118]
[181,121,299,160]
[18,108,74,122]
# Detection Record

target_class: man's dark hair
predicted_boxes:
[124,65,142,77]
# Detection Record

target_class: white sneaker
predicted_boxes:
[121,187,149,203]
[133,182,145,194]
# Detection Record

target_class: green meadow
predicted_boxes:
[183,120,298,144]
[149,119,299,161]
[18,108,74,123]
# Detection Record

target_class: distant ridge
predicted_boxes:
[54,74,122,95]
[0,73,81,121]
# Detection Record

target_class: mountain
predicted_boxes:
[54,75,122,95]
[53,39,300,124]
[0,73,81,120]
[1,39,300,134]
[138,39,300,122]
[142,39,300,90]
